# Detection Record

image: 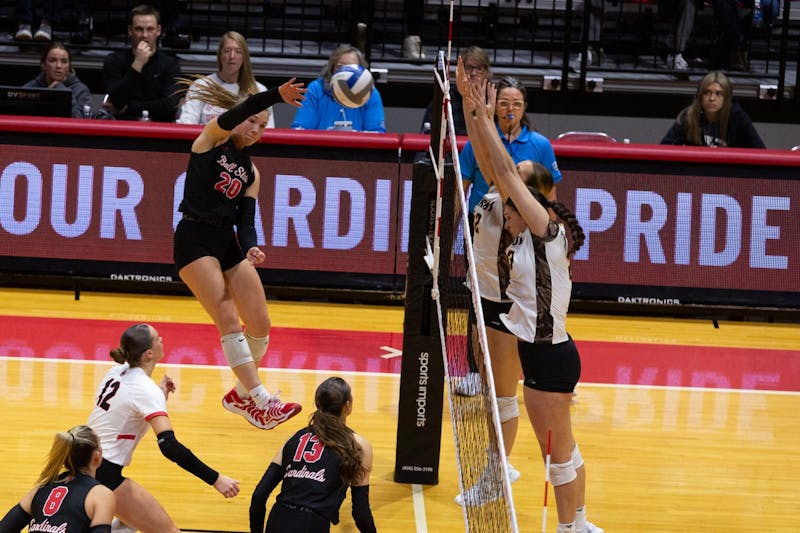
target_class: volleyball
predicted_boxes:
[330,64,374,108]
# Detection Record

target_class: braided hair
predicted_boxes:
[309,377,365,486]
[509,162,585,257]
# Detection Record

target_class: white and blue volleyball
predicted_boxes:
[330,64,374,108]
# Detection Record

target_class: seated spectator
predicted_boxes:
[661,71,765,148]
[158,0,191,49]
[14,0,56,41]
[291,45,386,133]
[420,45,492,135]
[572,0,604,67]
[102,4,181,121]
[177,31,274,127]
[24,41,91,118]
[709,0,751,71]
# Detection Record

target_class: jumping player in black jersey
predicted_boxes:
[174,76,306,430]
[249,377,376,533]
[0,425,115,533]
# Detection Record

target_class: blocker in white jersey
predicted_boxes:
[455,60,601,533]
[472,188,513,303]
[500,223,572,345]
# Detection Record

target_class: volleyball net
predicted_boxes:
[394,50,518,532]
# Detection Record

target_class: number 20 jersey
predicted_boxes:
[88,363,168,467]
[178,139,255,225]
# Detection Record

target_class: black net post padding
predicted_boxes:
[393,159,456,485]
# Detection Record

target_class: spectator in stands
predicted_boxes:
[291,45,385,132]
[420,45,492,135]
[24,41,91,118]
[661,70,765,148]
[348,1,426,61]
[709,0,751,71]
[14,0,57,41]
[666,0,699,70]
[401,0,426,60]
[102,4,182,122]
[178,31,274,127]
[572,0,604,67]
[158,0,190,49]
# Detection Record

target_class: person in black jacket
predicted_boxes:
[249,377,376,533]
[102,4,182,121]
[661,71,765,148]
[0,425,115,533]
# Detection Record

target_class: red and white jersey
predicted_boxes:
[88,363,168,467]
[500,224,572,344]
[472,188,513,302]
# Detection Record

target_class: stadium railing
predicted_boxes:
[0,0,796,100]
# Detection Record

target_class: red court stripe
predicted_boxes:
[0,316,796,392]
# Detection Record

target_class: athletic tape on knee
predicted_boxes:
[571,444,584,470]
[245,332,269,365]
[549,460,577,486]
[221,332,254,368]
[496,396,519,423]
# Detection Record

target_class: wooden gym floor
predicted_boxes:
[0,287,798,532]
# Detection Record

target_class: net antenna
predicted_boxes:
[425,6,519,529]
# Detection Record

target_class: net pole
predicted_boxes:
[429,0,455,303]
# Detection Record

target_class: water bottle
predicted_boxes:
[752,0,763,29]
[330,108,352,131]
[82,105,91,119]
[139,109,151,122]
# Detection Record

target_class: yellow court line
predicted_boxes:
[1,288,798,350]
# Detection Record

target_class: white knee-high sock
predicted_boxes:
[235,334,269,398]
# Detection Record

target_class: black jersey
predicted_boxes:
[276,426,348,524]
[28,473,100,532]
[179,139,255,226]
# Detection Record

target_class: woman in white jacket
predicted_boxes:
[178,31,275,127]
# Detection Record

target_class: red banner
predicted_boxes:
[1,120,798,307]
[0,145,410,275]
[560,171,799,292]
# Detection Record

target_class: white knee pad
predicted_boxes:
[496,396,519,423]
[221,332,254,368]
[245,332,269,365]
[549,460,577,486]
[571,444,584,470]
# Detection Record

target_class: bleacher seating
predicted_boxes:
[0,0,796,105]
